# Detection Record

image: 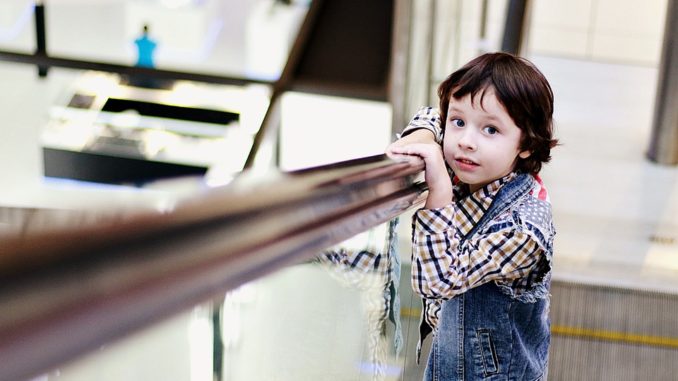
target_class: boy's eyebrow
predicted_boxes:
[484,114,502,123]
[449,106,504,124]
[448,106,465,115]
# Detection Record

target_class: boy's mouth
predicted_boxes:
[455,157,478,166]
[453,157,480,172]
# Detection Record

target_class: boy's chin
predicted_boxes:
[455,174,486,190]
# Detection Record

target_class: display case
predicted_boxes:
[41,71,268,185]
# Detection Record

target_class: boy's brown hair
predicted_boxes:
[438,52,558,174]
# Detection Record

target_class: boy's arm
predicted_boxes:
[411,208,544,300]
[385,129,435,158]
[386,107,450,208]
[401,107,443,143]
[385,107,443,158]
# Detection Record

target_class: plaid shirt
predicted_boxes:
[412,171,550,331]
[403,106,443,141]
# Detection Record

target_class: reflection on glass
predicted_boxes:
[210,221,404,380]
[312,219,403,380]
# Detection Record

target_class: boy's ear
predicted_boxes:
[518,150,531,159]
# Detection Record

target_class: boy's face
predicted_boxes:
[442,86,530,193]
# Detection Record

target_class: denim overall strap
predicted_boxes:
[462,173,534,242]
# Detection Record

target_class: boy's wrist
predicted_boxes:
[424,187,453,209]
[406,128,435,138]
[400,128,436,144]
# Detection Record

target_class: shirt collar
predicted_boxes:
[453,172,517,236]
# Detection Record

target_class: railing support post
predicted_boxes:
[34,1,48,77]
[647,0,678,165]
[501,0,529,55]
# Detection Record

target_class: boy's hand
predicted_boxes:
[385,129,436,159]
[389,142,453,209]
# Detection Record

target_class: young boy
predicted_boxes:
[388,52,557,380]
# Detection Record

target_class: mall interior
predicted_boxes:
[0,0,677,380]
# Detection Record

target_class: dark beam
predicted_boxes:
[0,50,274,87]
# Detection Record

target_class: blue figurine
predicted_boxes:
[135,24,157,68]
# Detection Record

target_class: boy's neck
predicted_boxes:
[455,172,517,199]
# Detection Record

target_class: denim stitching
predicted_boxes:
[507,299,516,380]
[476,328,500,376]
[458,294,465,380]
[432,339,438,381]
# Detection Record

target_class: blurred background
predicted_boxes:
[0,0,676,380]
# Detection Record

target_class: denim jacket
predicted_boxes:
[421,173,554,381]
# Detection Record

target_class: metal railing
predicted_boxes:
[0,154,426,381]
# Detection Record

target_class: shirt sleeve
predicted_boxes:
[410,204,543,300]
[401,107,443,144]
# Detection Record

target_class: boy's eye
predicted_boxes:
[483,126,498,135]
[451,119,465,127]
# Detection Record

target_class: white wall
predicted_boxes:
[528,0,668,65]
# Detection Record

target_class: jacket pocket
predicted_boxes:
[476,328,499,376]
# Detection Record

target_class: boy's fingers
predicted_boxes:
[386,151,408,160]
[388,145,412,155]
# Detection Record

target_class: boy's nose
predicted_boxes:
[457,129,477,151]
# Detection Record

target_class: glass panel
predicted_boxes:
[44,0,311,81]
[0,0,35,53]
[31,220,421,381]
